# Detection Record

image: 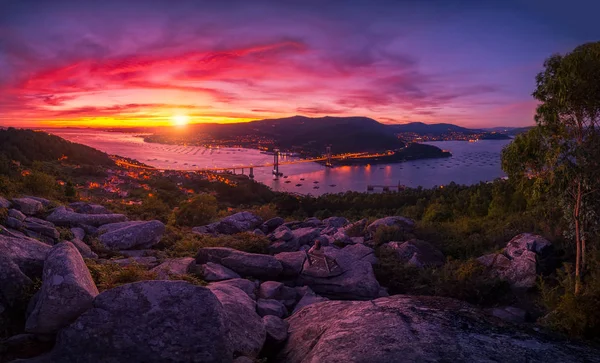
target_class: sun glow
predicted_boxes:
[172,114,190,126]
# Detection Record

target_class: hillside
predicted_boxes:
[387,122,477,134]
[146,116,405,154]
[0,128,114,167]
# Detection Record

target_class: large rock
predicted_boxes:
[278,295,599,363]
[194,211,263,235]
[0,196,11,208]
[293,287,328,314]
[23,196,52,207]
[299,217,322,228]
[343,244,377,265]
[70,238,98,259]
[209,283,266,358]
[202,262,241,281]
[23,219,60,240]
[46,206,127,227]
[275,251,307,279]
[478,251,537,289]
[98,220,165,250]
[150,257,194,279]
[383,239,445,268]
[291,227,321,246]
[263,315,289,343]
[68,202,110,214]
[25,242,99,334]
[5,216,23,230]
[8,209,26,221]
[268,239,300,254]
[0,253,34,307]
[366,216,415,234]
[0,235,50,283]
[322,217,348,228]
[262,217,285,233]
[257,298,287,318]
[11,198,43,216]
[297,246,380,300]
[506,233,552,258]
[70,227,85,241]
[210,278,258,300]
[477,233,551,289]
[271,225,294,241]
[196,247,283,280]
[46,281,232,362]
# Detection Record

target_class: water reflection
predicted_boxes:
[50,129,511,195]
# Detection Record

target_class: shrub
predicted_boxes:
[374,250,512,306]
[23,171,58,197]
[175,194,218,227]
[345,222,365,237]
[0,207,8,223]
[126,196,173,223]
[538,260,600,338]
[167,232,270,257]
[57,227,74,241]
[85,260,158,291]
[0,175,18,196]
[251,203,279,221]
[372,225,410,246]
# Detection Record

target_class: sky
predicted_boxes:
[1,0,599,129]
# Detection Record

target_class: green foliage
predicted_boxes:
[0,175,18,196]
[57,227,74,241]
[0,207,8,223]
[345,222,366,237]
[85,260,158,291]
[250,203,279,221]
[375,252,511,306]
[422,202,453,222]
[372,225,410,246]
[175,194,218,227]
[539,254,600,338]
[128,196,173,223]
[22,171,59,197]
[166,232,270,257]
[0,128,114,167]
[64,181,77,199]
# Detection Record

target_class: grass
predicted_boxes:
[85,260,158,291]
[163,229,271,258]
[374,249,512,306]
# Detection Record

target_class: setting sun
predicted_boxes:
[172,114,190,126]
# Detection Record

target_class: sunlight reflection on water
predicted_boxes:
[50,129,511,195]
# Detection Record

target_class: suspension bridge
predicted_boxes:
[114,147,393,180]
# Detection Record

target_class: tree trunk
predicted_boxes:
[574,181,583,295]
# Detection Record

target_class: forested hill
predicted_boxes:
[386,122,476,134]
[146,116,406,153]
[0,128,114,166]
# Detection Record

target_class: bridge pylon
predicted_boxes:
[272,149,283,179]
[325,146,333,168]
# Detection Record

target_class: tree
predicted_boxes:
[502,42,600,293]
[175,194,218,227]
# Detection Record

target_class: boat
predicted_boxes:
[300,178,305,181]
[313,186,320,189]
[313,181,319,184]
[285,181,291,184]
[296,184,302,187]
[283,176,288,178]
[329,184,336,187]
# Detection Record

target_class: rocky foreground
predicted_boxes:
[0,195,599,362]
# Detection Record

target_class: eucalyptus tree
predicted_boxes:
[502,42,600,293]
